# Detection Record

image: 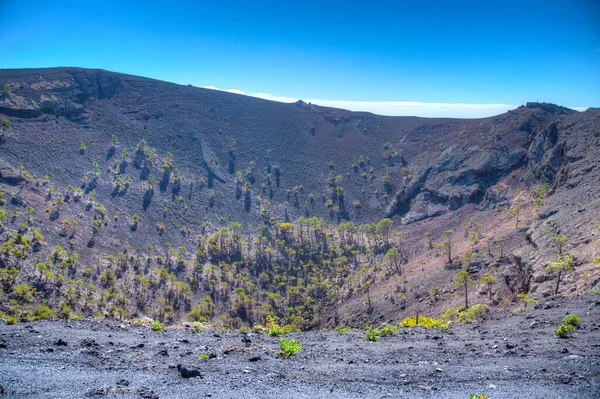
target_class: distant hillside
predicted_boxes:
[0,68,598,329]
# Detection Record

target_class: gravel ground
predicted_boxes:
[1,295,599,398]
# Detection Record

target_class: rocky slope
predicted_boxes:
[0,67,598,328]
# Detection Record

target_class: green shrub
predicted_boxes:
[151,320,164,332]
[33,305,56,321]
[439,307,459,322]
[554,324,574,338]
[563,314,582,328]
[280,338,302,358]
[376,323,398,337]
[365,329,380,342]
[200,353,210,361]
[265,315,297,337]
[399,315,450,331]
[334,325,352,335]
[5,315,18,325]
[457,304,487,323]
[516,293,537,311]
[59,304,74,320]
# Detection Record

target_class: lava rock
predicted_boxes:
[81,338,98,347]
[55,338,68,346]
[137,386,159,399]
[177,364,202,378]
[157,349,169,357]
[248,354,261,362]
[86,387,109,396]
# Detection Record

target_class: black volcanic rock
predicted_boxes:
[177,364,202,378]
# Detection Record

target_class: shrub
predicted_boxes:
[265,315,297,337]
[457,304,487,323]
[516,293,537,311]
[365,329,380,342]
[5,315,18,325]
[439,307,459,322]
[554,324,574,338]
[200,353,210,361]
[280,338,302,358]
[376,323,398,337]
[60,304,74,319]
[399,315,449,331]
[563,314,582,328]
[33,305,56,321]
[334,325,352,335]
[151,320,164,332]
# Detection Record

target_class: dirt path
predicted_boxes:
[1,295,599,398]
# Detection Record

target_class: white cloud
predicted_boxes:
[201,86,587,118]
[570,106,588,112]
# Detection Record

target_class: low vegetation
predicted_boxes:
[554,314,582,338]
[279,338,302,358]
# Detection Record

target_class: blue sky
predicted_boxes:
[1,0,598,117]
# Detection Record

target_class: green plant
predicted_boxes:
[563,314,582,328]
[192,323,204,333]
[151,320,164,332]
[5,315,18,325]
[365,329,380,342]
[33,304,56,321]
[334,325,352,335]
[265,315,297,337]
[554,324,574,338]
[470,395,487,399]
[455,269,475,308]
[2,83,11,95]
[376,323,398,337]
[1,117,11,137]
[545,254,575,295]
[457,304,488,323]
[399,315,449,331]
[200,353,210,361]
[516,293,537,311]
[552,235,569,255]
[280,338,302,358]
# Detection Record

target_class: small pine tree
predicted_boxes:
[545,255,575,295]
[455,269,475,309]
